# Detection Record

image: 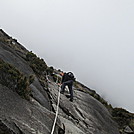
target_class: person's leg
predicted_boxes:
[67,81,73,101]
[60,82,66,93]
[61,80,72,93]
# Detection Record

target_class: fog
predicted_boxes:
[1,0,134,112]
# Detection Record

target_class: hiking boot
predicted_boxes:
[70,98,73,102]
[60,91,64,94]
[65,95,71,98]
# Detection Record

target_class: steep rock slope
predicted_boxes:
[48,79,119,134]
[0,29,123,134]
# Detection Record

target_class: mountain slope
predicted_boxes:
[0,29,133,134]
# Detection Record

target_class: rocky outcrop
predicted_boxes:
[0,29,133,134]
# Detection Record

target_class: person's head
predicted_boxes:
[60,72,64,76]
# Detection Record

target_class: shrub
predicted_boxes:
[46,66,54,75]
[0,37,8,44]
[52,74,61,83]
[26,51,37,60]
[130,120,134,131]
[112,108,130,128]
[29,74,35,84]
[0,59,34,100]
[26,51,47,75]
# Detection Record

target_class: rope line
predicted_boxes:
[50,85,61,134]
[46,75,61,134]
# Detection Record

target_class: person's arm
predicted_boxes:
[61,74,65,84]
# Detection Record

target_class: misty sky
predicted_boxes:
[1,0,134,112]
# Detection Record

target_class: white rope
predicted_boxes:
[46,75,61,134]
[50,85,61,134]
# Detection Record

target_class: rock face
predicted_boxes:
[0,29,122,134]
[48,80,119,134]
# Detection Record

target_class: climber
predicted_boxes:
[60,72,75,102]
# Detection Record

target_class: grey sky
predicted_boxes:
[1,0,134,112]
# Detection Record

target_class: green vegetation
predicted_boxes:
[0,37,9,44]
[52,74,62,83]
[130,120,134,131]
[0,59,34,100]
[26,51,47,75]
[46,66,62,83]
[0,33,21,52]
[112,108,134,129]
[46,66,54,75]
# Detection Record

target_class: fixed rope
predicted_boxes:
[46,75,61,134]
[50,85,61,134]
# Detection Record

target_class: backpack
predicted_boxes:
[67,72,75,81]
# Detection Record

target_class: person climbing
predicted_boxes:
[60,72,75,102]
